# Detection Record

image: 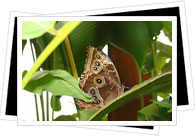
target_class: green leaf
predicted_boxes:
[101,115,108,121]
[138,96,172,121]
[22,40,27,52]
[168,108,172,113]
[151,100,172,109]
[155,41,172,74]
[24,70,93,102]
[138,103,159,121]
[30,21,162,75]
[158,93,171,98]
[79,109,98,121]
[72,113,79,118]
[51,95,61,111]
[22,70,28,78]
[67,21,109,75]
[141,52,154,74]
[146,21,163,40]
[155,55,167,74]
[162,60,172,73]
[109,21,161,68]
[62,21,162,75]
[88,72,172,121]
[22,21,56,40]
[31,33,72,72]
[54,115,76,121]
[156,41,172,58]
[161,21,172,42]
[55,21,68,30]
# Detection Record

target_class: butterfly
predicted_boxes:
[76,46,124,109]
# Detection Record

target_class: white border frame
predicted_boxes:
[2,1,193,123]
[0,1,192,135]
[0,12,40,121]
[17,16,177,126]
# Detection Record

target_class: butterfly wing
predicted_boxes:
[77,46,124,109]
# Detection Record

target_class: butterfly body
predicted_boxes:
[76,46,124,109]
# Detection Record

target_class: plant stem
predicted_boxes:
[50,50,57,121]
[64,37,81,118]
[30,42,40,121]
[59,43,72,73]
[46,92,49,121]
[140,95,145,108]
[52,110,54,121]
[64,37,78,79]
[22,21,82,89]
[34,94,40,121]
[40,94,45,121]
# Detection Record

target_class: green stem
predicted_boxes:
[140,96,145,108]
[59,43,72,73]
[30,42,40,121]
[52,110,54,121]
[50,50,57,121]
[34,94,40,121]
[64,37,81,119]
[40,94,45,121]
[46,92,49,121]
[22,21,82,89]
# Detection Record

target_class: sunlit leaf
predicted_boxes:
[24,70,93,102]
[22,21,56,40]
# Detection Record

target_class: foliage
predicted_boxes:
[22,20,172,121]
[138,96,172,121]
[23,70,93,102]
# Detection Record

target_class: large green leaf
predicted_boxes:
[88,72,172,121]
[67,21,162,74]
[54,115,76,121]
[146,21,163,40]
[22,21,56,40]
[31,21,162,75]
[24,70,93,102]
[108,21,150,68]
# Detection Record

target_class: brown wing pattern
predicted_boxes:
[76,46,124,109]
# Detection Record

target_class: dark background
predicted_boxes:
[5,7,188,130]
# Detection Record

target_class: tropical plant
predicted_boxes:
[22,20,172,121]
